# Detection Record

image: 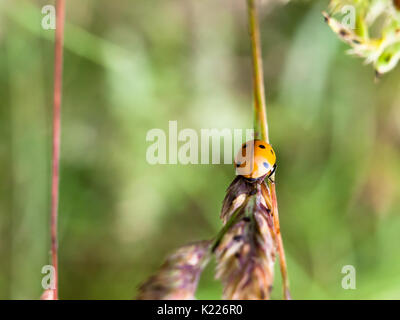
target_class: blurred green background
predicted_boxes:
[1,0,400,299]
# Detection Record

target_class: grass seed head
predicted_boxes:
[216,181,276,300]
[323,0,400,75]
[136,240,211,300]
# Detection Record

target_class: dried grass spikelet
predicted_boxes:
[215,176,276,300]
[221,176,256,224]
[136,240,211,300]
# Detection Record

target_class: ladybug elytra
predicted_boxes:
[234,139,277,181]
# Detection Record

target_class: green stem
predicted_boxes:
[247,0,269,142]
[247,0,291,300]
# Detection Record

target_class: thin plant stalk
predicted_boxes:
[50,0,66,300]
[247,0,268,142]
[267,182,291,299]
[247,0,291,300]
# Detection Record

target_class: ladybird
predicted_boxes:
[234,139,277,180]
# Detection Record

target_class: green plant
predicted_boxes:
[136,0,290,300]
[323,0,400,76]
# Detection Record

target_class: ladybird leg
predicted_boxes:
[267,164,277,183]
[269,163,277,176]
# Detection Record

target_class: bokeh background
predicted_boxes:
[1,0,400,299]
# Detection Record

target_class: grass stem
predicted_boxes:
[50,0,66,300]
[247,0,291,300]
[247,0,268,142]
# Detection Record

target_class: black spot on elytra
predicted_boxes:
[270,149,274,154]
[259,144,266,149]
[339,29,348,37]
[233,235,242,242]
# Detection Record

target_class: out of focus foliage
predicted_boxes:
[0,0,400,299]
[325,0,400,75]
